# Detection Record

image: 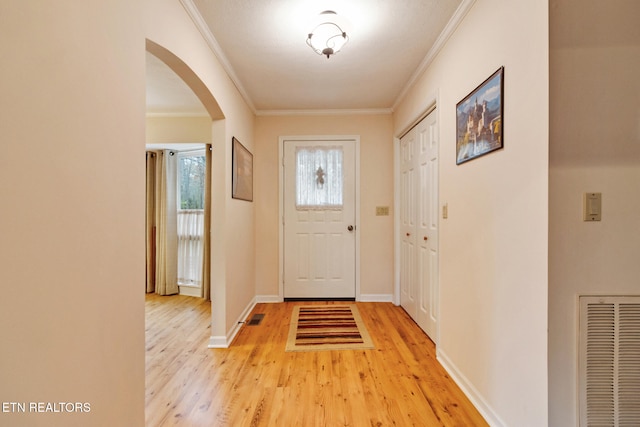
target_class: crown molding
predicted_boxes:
[181,0,475,117]
[146,111,211,118]
[256,108,393,117]
[392,0,477,111]
[180,0,257,114]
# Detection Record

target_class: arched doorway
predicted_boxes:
[144,38,224,324]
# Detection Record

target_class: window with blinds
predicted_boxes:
[177,151,205,287]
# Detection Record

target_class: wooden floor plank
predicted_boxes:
[145,295,488,426]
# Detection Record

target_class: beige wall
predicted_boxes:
[254,114,395,298]
[146,116,212,144]
[0,1,146,426]
[549,1,640,425]
[394,1,549,425]
[0,0,257,425]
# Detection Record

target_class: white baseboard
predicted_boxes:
[359,293,394,302]
[436,348,506,427]
[254,294,394,302]
[178,285,201,297]
[256,295,283,303]
[207,335,228,348]
[208,297,257,349]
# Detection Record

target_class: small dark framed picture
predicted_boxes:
[456,66,504,165]
[232,137,253,201]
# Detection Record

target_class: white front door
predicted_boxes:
[283,139,356,299]
[400,111,439,340]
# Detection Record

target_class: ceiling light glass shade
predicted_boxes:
[306,11,349,58]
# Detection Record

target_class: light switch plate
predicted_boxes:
[376,206,390,216]
[583,192,601,221]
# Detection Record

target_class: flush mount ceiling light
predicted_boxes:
[306,10,349,59]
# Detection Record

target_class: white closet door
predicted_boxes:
[400,111,439,341]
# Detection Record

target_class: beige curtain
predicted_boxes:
[153,150,179,296]
[145,152,157,293]
[201,145,212,300]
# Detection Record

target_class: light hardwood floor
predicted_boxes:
[145,294,488,426]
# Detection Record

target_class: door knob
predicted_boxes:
[347,225,354,231]
[424,236,428,241]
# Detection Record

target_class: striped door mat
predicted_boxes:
[285,305,374,352]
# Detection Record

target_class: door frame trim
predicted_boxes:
[278,135,361,301]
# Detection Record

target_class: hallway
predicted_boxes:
[145,294,487,426]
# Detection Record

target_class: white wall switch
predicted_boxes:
[583,192,602,221]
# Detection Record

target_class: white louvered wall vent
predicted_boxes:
[579,296,640,427]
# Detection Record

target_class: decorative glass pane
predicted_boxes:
[296,146,343,209]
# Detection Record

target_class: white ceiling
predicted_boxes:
[146,0,470,115]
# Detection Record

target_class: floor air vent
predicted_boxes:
[579,296,640,426]
[247,313,265,326]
